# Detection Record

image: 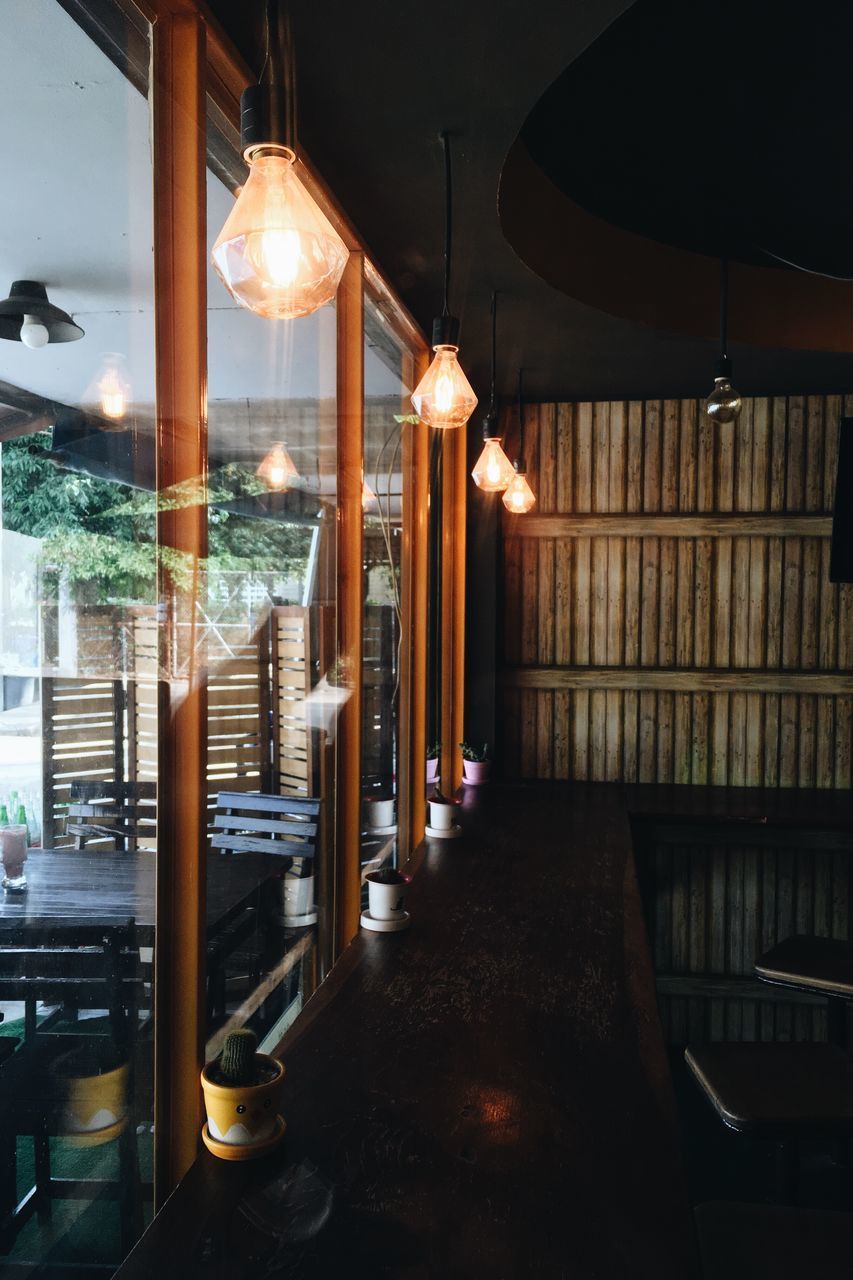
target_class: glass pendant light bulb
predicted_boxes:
[96,353,132,421]
[472,437,515,492]
[502,468,536,514]
[705,374,742,424]
[411,344,478,430]
[212,144,349,320]
[257,441,299,491]
[20,314,48,349]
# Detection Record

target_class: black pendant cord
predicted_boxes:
[488,291,497,409]
[243,0,296,152]
[441,130,452,319]
[516,367,525,469]
[719,257,729,362]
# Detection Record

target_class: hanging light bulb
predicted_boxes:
[473,437,516,491]
[705,257,742,424]
[20,315,49,349]
[502,464,537,514]
[472,291,514,491]
[257,441,299,491]
[211,1,349,320]
[411,132,477,430]
[502,368,537,514]
[95,353,132,421]
[0,281,83,347]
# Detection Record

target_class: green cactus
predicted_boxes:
[219,1028,258,1086]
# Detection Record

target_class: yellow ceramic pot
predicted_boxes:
[200,1052,285,1157]
[61,1060,130,1148]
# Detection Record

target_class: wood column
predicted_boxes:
[335,252,364,952]
[151,9,208,1203]
[440,427,467,793]
[399,349,430,854]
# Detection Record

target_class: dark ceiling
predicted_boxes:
[209,0,853,406]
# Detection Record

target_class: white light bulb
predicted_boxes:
[250,228,302,287]
[20,314,48,349]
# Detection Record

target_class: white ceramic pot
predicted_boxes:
[282,873,314,917]
[367,876,407,920]
[428,799,456,830]
[365,798,395,829]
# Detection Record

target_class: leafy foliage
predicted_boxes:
[1,433,312,604]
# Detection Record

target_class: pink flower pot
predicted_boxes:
[426,758,439,785]
[462,760,490,786]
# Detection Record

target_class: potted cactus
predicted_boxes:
[365,866,408,920]
[201,1028,285,1160]
[426,743,440,786]
[460,741,490,785]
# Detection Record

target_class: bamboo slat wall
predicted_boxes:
[501,395,853,787]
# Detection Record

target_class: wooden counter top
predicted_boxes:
[121,780,840,1278]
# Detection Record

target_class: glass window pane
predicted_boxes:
[0,0,154,1269]
[360,291,414,877]
[204,112,339,1058]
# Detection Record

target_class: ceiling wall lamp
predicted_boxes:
[704,257,742,424]
[0,280,84,348]
[257,440,299,490]
[472,292,515,492]
[502,369,536,515]
[411,132,477,430]
[212,0,349,319]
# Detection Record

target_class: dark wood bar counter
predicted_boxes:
[116,780,712,1279]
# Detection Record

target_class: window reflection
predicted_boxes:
[203,118,339,1056]
[0,0,155,1269]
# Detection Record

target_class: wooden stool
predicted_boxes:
[695,1201,853,1280]
[684,1042,853,1201]
[755,936,853,1047]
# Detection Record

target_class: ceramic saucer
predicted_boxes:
[360,909,411,933]
[202,1114,286,1161]
[425,823,463,839]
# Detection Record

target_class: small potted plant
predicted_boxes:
[365,866,408,920]
[460,741,490,785]
[426,744,440,786]
[201,1028,285,1160]
[277,855,315,923]
[428,788,459,832]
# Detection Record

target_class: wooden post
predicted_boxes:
[335,252,364,952]
[399,348,430,853]
[440,428,467,793]
[151,8,208,1204]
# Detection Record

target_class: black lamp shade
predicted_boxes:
[0,281,84,343]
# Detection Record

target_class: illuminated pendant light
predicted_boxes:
[211,1,349,319]
[705,257,742,424]
[411,132,477,429]
[472,291,514,492]
[257,440,299,490]
[502,368,536,515]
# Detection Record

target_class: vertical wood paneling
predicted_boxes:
[501,394,851,792]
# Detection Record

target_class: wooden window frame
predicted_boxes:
[133,0,442,1202]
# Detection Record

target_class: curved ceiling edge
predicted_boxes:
[498,137,853,355]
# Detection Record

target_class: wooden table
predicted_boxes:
[0,848,285,941]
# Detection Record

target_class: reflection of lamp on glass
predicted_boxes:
[502,369,537,515]
[95,353,132,421]
[257,441,299,491]
[362,478,377,512]
[0,281,84,347]
[472,292,514,492]
[211,1,348,319]
[411,132,477,430]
